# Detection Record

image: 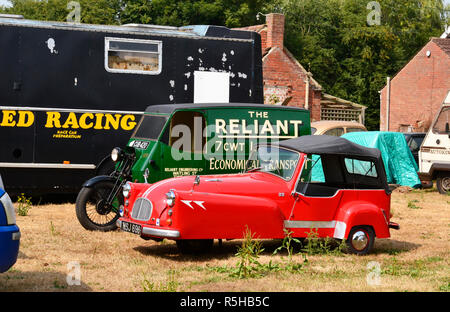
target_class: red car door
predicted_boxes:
[284,154,348,237]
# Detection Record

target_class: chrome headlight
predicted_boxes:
[123,182,131,198]
[111,147,122,162]
[165,189,176,207]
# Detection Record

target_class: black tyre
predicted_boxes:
[436,172,450,195]
[75,181,123,231]
[176,239,214,254]
[345,226,375,255]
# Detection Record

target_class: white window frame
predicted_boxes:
[104,37,162,75]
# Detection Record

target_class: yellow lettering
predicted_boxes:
[62,112,80,129]
[0,110,16,127]
[104,114,121,130]
[45,112,61,128]
[79,113,94,129]
[120,115,137,131]
[17,111,34,127]
[94,113,104,129]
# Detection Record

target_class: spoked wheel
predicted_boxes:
[75,181,123,231]
[346,226,375,255]
[176,239,214,254]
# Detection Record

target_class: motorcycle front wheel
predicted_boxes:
[75,181,123,231]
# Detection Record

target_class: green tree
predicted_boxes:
[1,0,121,24]
[265,0,447,129]
[1,0,447,129]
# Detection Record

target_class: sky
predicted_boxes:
[0,0,10,8]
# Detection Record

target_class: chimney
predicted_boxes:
[266,13,285,49]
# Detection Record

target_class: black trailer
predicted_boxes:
[0,16,263,195]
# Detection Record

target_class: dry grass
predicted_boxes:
[1,188,448,292]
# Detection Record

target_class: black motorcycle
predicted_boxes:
[75,147,136,231]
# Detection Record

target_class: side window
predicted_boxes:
[297,154,325,186]
[105,37,162,75]
[344,158,378,178]
[324,127,344,136]
[409,136,424,151]
[296,154,339,197]
[169,111,206,154]
[346,127,365,133]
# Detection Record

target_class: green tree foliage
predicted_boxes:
[1,0,120,24]
[1,0,447,129]
[265,0,447,129]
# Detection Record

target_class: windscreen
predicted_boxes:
[247,146,299,180]
[432,107,450,134]
[132,115,169,140]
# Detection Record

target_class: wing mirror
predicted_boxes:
[143,168,149,184]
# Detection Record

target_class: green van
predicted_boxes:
[75,103,311,231]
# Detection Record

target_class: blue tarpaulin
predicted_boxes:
[310,132,421,188]
[341,132,421,188]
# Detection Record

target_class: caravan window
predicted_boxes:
[432,107,450,134]
[105,37,162,75]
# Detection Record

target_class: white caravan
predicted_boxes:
[418,91,450,194]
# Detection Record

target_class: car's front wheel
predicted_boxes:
[346,226,375,255]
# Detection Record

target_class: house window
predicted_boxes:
[105,37,162,75]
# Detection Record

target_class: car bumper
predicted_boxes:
[117,219,180,239]
[388,222,400,230]
[0,225,20,273]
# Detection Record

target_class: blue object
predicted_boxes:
[0,188,20,273]
[341,132,422,188]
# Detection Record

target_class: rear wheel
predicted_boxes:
[436,172,450,195]
[176,239,214,254]
[75,181,123,231]
[346,226,375,255]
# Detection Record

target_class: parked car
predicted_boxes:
[117,135,399,255]
[76,103,311,232]
[0,178,20,273]
[403,132,426,165]
[311,120,367,136]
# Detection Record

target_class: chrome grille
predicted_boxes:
[131,198,153,221]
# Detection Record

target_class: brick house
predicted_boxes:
[380,35,450,132]
[236,13,366,123]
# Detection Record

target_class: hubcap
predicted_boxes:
[96,199,112,215]
[351,230,369,251]
[441,177,450,192]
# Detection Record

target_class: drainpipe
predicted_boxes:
[386,76,391,131]
[305,72,311,110]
